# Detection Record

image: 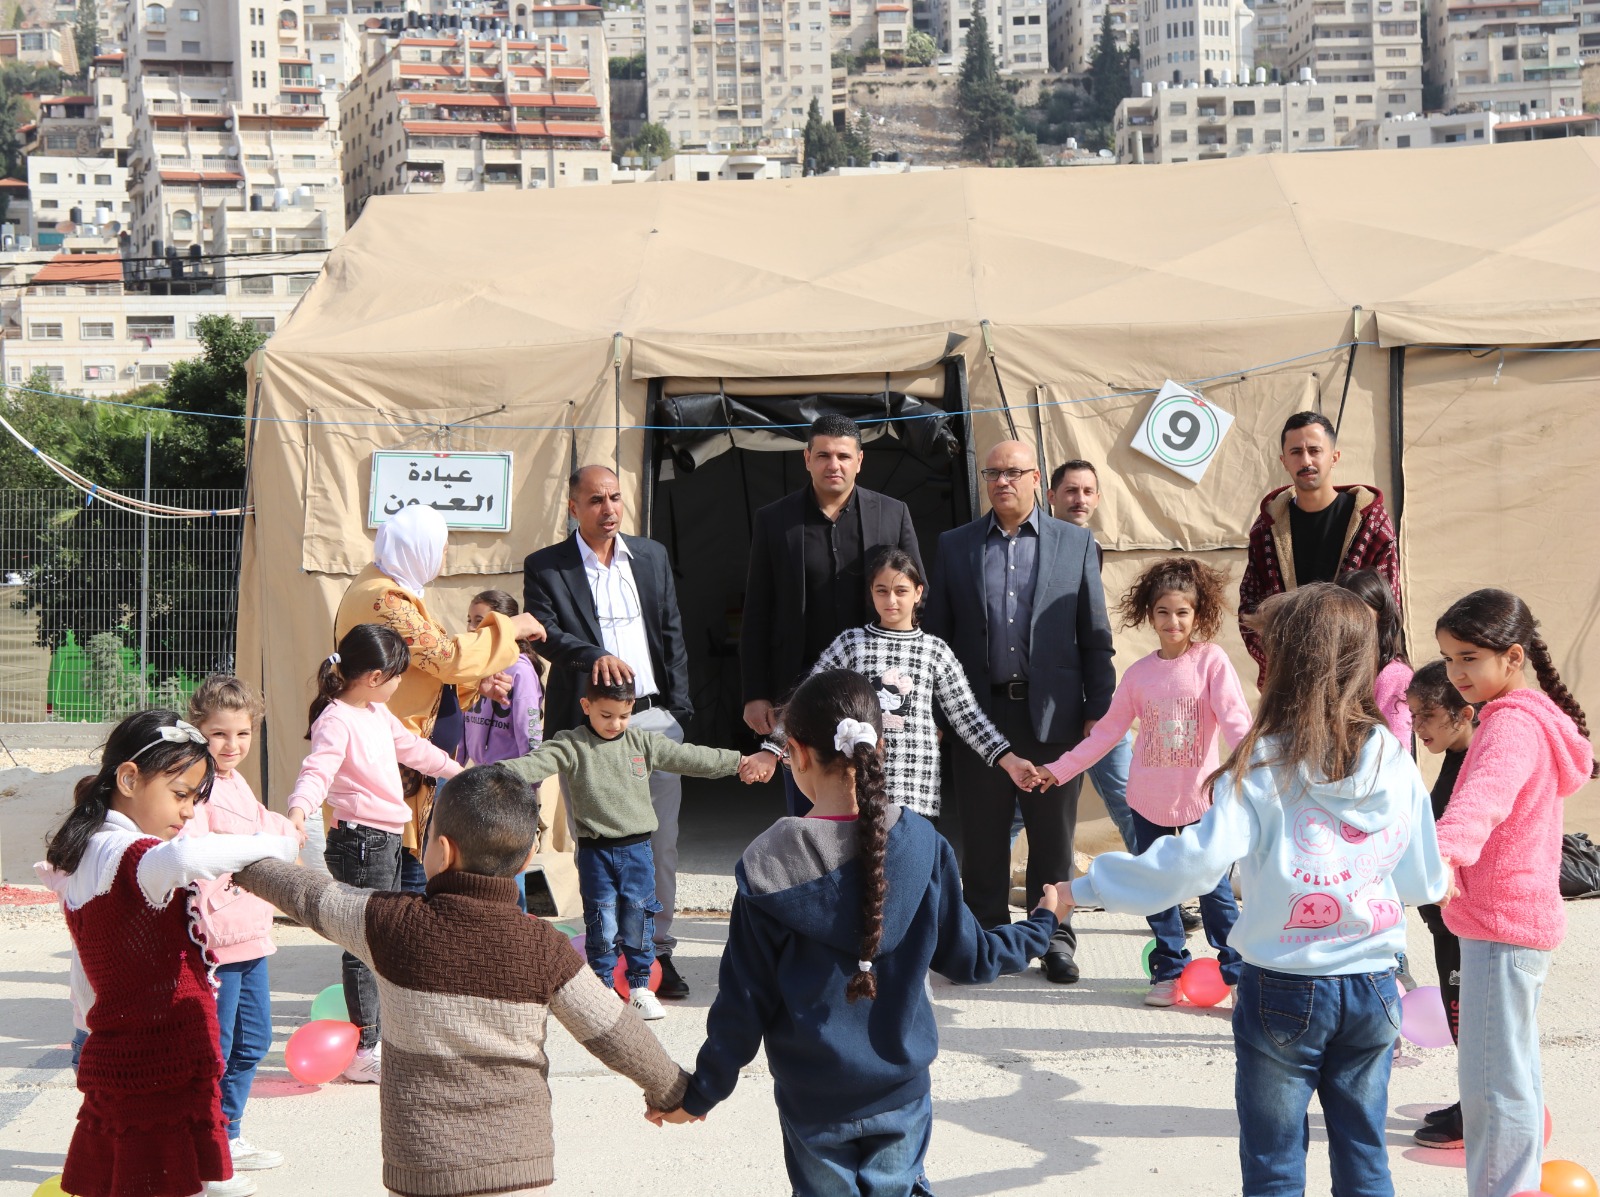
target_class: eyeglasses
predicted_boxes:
[979,468,1038,484]
[590,565,642,629]
[127,719,207,762]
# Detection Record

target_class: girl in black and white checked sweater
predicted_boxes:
[754,548,1040,818]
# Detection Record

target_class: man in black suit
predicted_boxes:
[924,440,1116,983]
[523,465,696,997]
[740,414,924,814]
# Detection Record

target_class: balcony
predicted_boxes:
[483,170,521,185]
[268,102,327,117]
[147,97,228,115]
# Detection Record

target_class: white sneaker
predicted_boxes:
[1144,979,1180,1007]
[342,1043,381,1083]
[230,1137,284,1171]
[206,1176,257,1197]
[630,987,666,1021]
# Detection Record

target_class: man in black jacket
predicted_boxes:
[522,465,696,997]
[924,440,1116,983]
[740,414,924,814]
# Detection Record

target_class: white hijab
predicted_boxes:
[373,504,448,599]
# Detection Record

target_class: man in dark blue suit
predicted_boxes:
[924,440,1116,982]
[522,465,696,997]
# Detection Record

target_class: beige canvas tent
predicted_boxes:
[240,139,1600,854]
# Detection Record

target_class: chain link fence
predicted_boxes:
[0,489,245,722]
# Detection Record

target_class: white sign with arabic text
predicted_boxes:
[368,451,513,532]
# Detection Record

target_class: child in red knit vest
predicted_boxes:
[36,711,299,1197]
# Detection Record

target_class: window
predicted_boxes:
[43,366,66,383]
[148,38,167,51]
[1307,127,1325,141]
[182,40,201,51]
[1169,101,1187,115]
[1395,133,1410,147]
[7,367,19,382]
[95,173,113,186]
[583,167,600,181]
[288,276,313,295]
[172,209,193,230]
[128,315,176,340]
[181,5,200,16]
[1232,99,1255,115]
[39,172,58,184]
[242,317,276,334]
[456,167,475,181]
[241,276,275,295]
[1307,96,1325,111]
[1236,126,1254,142]
[146,2,167,21]
[1170,128,1189,142]
[1265,127,1283,141]
[138,363,172,382]
[81,321,115,340]
[30,323,64,341]
[83,365,117,381]
[1264,98,1282,112]
[1385,69,1407,79]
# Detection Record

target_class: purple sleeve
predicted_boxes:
[508,656,544,757]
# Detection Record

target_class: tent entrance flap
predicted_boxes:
[653,390,960,474]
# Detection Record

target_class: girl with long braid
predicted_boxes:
[654,669,1066,1194]
[1432,589,1595,1197]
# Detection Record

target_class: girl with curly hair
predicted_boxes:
[1033,556,1253,1006]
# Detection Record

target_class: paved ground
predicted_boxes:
[2,899,1598,1197]
[3,744,1597,1196]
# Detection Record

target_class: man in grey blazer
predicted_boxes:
[924,440,1116,982]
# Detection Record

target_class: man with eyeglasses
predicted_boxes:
[740,413,923,815]
[522,465,696,998]
[924,441,1116,984]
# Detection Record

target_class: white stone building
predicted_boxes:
[1427,0,1582,116]
[1135,0,1251,85]
[933,0,1051,71]
[1115,75,1376,159]
[1281,0,1422,117]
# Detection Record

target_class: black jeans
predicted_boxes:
[1417,902,1461,1045]
[324,822,402,1050]
[952,694,1079,956]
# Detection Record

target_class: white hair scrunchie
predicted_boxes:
[833,718,878,755]
[327,652,341,665]
[857,960,874,973]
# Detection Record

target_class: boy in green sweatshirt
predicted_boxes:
[502,679,760,1020]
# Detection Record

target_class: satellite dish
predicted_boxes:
[108,220,122,233]
[1098,148,1113,158]
[225,145,239,156]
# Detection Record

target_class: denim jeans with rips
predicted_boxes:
[1232,963,1402,1197]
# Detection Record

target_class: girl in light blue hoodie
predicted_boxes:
[1064,584,1448,1197]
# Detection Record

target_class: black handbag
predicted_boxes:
[1559,832,1600,900]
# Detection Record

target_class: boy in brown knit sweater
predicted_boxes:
[236,764,687,1197]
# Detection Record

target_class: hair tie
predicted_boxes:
[327,652,341,665]
[858,960,873,973]
[834,718,878,754]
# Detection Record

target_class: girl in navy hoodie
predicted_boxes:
[652,669,1065,1195]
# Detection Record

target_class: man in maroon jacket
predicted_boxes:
[1238,411,1401,687]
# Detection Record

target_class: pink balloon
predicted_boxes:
[570,933,586,956]
[612,956,664,998]
[1545,1105,1553,1146]
[1399,985,1453,1049]
[1178,957,1229,1007]
[285,1019,359,1085]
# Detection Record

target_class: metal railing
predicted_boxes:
[0,489,244,722]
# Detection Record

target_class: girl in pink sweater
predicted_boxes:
[1035,558,1253,1006]
[184,675,299,1188]
[287,623,462,1079]
[1433,589,1595,1197]
[1338,567,1413,746]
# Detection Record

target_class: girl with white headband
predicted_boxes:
[651,669,1069,1194]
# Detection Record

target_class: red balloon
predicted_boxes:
[285,1019,359,1085]
[1541,1160,1599,1197]
[1178,957,1230,1008]
[612,956,664,997]
[1546,1106,1554,1147]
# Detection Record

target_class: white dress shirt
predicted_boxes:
[577,532,661,700]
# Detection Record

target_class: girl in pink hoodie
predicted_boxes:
[1433,589,1596,1197]
[184,675,300,1189]
[287,623,463,1080]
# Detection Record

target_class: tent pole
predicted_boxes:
[613,332,623,476]
[1388,347,1405,537]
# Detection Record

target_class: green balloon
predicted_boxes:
[1141,938,1157,980]
[309,983,348,1023]
[554,923,580,938]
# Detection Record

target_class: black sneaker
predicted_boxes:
[1179,906,1202,933]
[1423,1101,1461,1128]
[656,953,690,1000]
[1413,1106,1464,1149]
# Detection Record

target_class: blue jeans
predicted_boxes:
[215,956,272,1138]
[779,1091,935,1197]
[1458,938,1550,1197]
[576,839,661,989]
[1131,810,1242,985]
[1233,964,1401,1197]
[324,822,403,1050]
[399,848,429,895]
[1088,730,1138,851]
[70,1027,87,1070]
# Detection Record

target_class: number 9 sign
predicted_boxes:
[1128,380,1236,483]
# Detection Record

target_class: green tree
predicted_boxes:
[1086,10,1132,127]
[627,120,674,163]
[152,314,265,491]
[1003,129,1043,167]
[74,0,100,80]
[841,109,873,164]
[802,96,844,172]
[905,29,938,66]
[608,50,646,78]
[956,3,1015,161]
